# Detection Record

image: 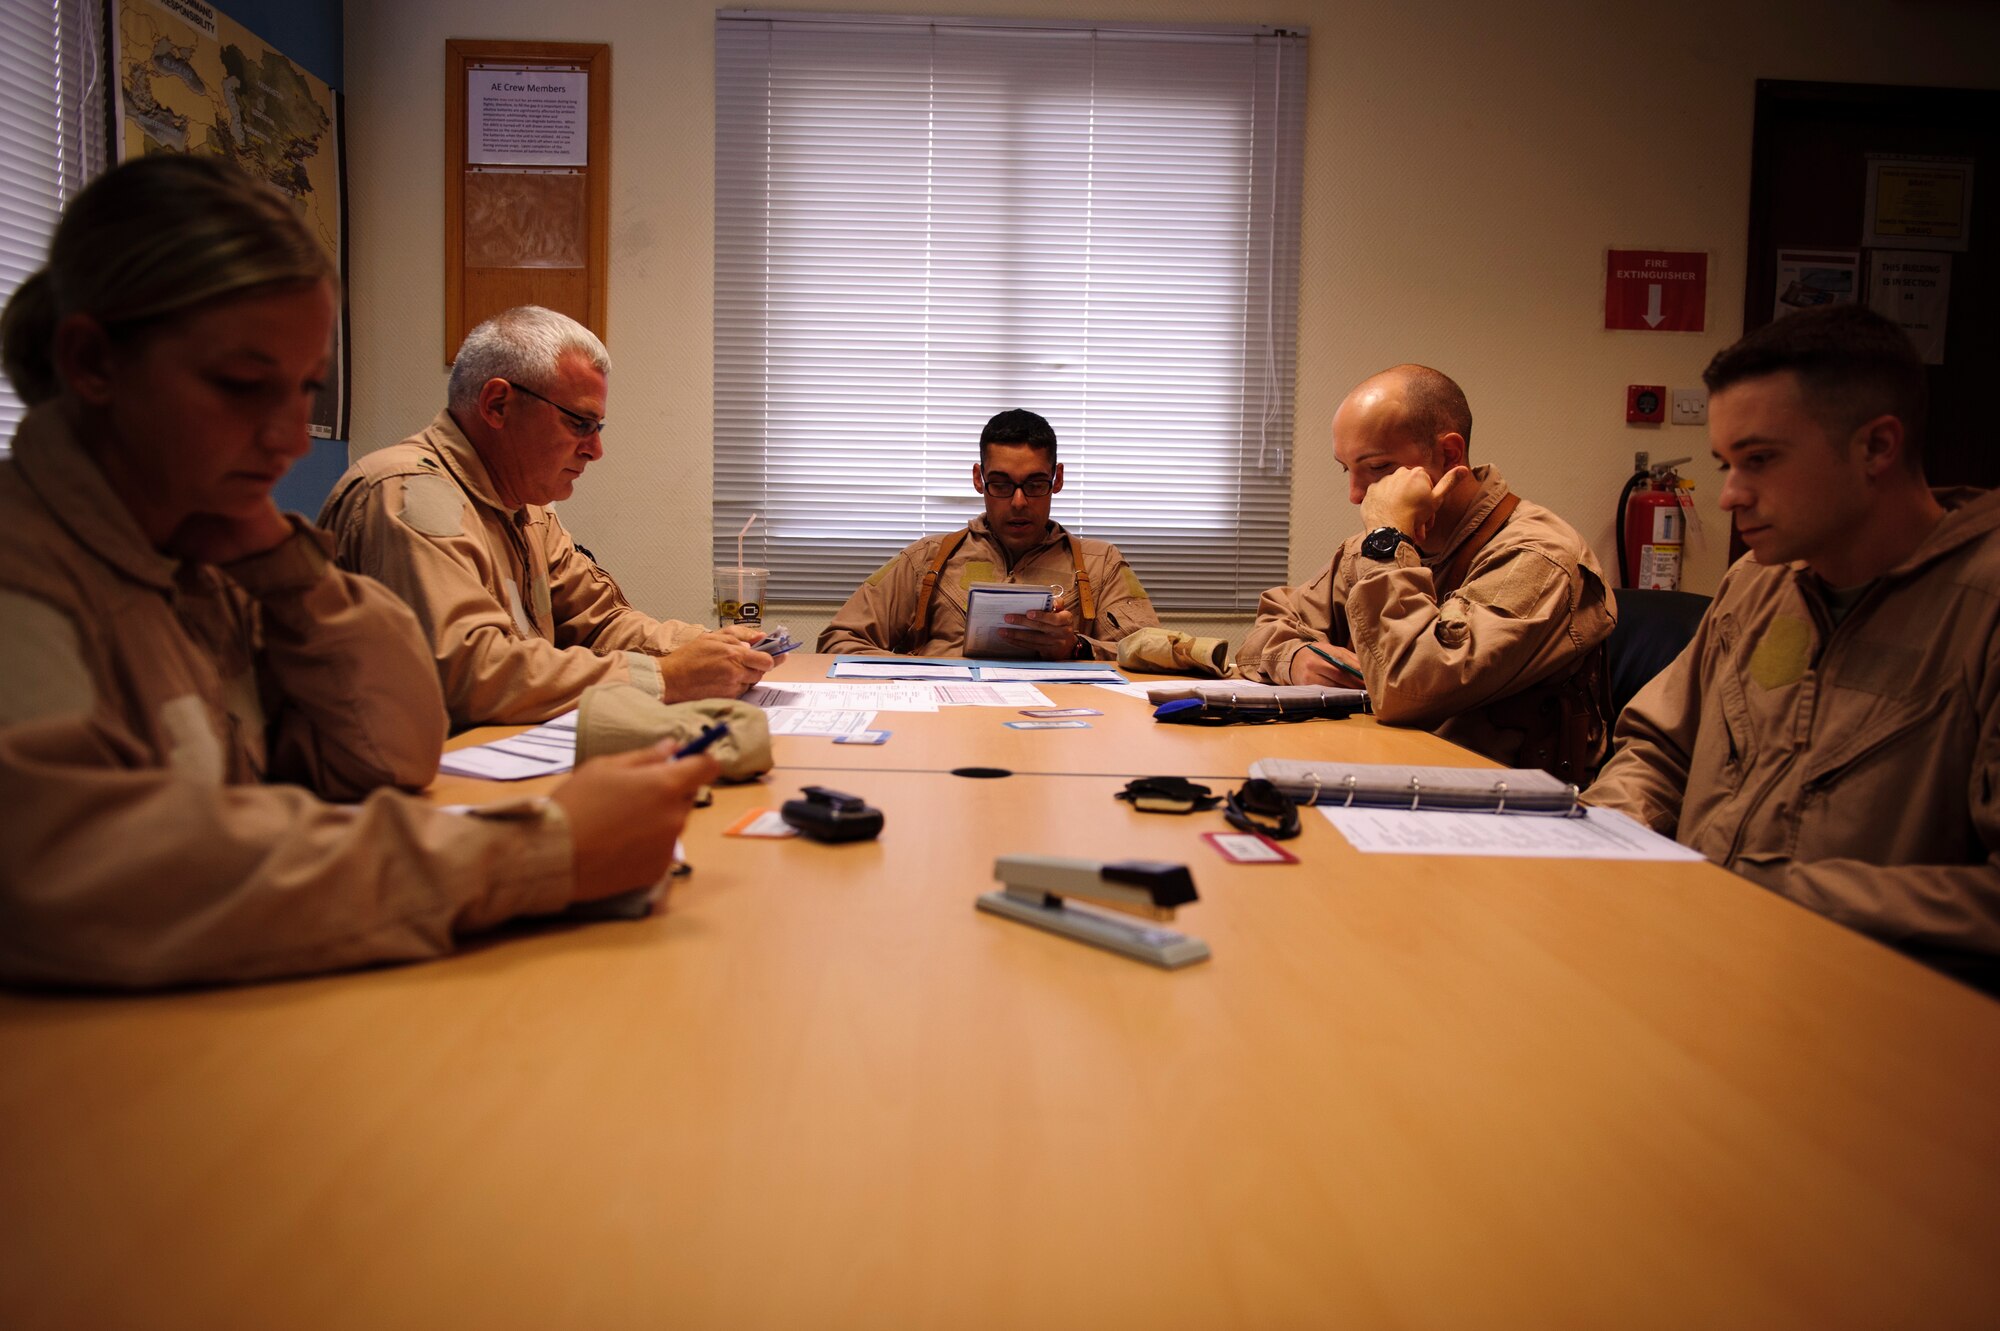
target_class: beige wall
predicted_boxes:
[345,0,2000,645]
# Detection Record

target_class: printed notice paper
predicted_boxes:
[438,710,578,780]
[763,709,878,737]
[744,681,940,713]
[1319,805,1706,861]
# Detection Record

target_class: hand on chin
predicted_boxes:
[165,502,293,565]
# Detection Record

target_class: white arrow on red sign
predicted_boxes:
[1644,284,1664,328]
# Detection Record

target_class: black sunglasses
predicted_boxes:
[1224,778,1301,841]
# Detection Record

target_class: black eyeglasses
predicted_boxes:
[981,475,1053,498]
[1224,778,1301,841]
[505,380,606,438]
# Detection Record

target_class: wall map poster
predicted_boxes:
[112,0,349,439]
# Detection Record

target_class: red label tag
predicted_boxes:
[1202,831,1299,864]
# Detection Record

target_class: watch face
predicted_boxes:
[1362,527,1407,559]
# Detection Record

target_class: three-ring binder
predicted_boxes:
[1247,760,1585,816]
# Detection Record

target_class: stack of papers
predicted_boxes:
[833,661,974,680]
[438,711,578,780]
[828,655,1125,684]
[744,677,1055,717]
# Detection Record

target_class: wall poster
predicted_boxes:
[112,0,350,439]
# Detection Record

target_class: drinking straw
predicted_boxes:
[736,513,759,605]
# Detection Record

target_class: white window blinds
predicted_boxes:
[0,0,105,446]
[714,12,1306,611]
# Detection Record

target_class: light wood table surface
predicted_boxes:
[4,654,1999,1329]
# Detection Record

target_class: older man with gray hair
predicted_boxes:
[321,306,769,728]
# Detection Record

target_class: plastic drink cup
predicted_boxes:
[714,565,768,626]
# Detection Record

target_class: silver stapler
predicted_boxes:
[977,855,1211,969]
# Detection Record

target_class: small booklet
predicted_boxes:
[963,582,1057,657]
[1248,759,1582,815]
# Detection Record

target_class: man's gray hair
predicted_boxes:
[448,306,611,412]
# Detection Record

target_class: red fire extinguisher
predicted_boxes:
[1616,452,1691,590]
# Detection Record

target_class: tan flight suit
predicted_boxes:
[1239,465,1616,775]
[1587,487,2000,978]
[0,406,575,989]
[319,410,707,729]
[816,516,1159,658]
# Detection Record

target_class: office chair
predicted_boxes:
[1606,589,1712,720]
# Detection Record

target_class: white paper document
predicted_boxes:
[438,711,579,780]
[743,681,941,713]
[1094,681,1163,702]
[1318,805,1706,861]
[830,661,976,680]
[931,682,1055,708]
[763,708,878,737]
[976,665,1123,683]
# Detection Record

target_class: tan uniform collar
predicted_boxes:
[10,402,180,590]
[1894,485,2000,576]
[967,513,1072,569]
[1418,463,1509,568]
[1784,485,2000,591]
[426,409,520,519]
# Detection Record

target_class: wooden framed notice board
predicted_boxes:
[444,40,610,364]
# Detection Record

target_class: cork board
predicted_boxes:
[444,39,610,363]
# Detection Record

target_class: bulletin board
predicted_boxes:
[444,39,610,364]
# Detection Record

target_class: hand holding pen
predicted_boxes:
[1297,642,1366,687]
[673,722,731,758]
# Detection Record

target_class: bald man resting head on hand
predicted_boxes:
[1238,364,1615,780]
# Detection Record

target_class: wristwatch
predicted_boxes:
[1361,526,1415,561]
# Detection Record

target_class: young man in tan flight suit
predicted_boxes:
[817,409,1159,659]
[1238,365,1615,780]
[321,307,772,728]
[1587,305,2000,993]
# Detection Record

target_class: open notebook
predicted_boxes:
[963,582,1057,657]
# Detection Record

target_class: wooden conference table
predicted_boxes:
[4,653,2000,1329]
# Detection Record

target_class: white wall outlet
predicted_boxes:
[1671,387,1708,425]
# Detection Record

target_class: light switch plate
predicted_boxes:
[1671,387,1708,425]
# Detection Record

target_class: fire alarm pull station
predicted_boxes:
[1627,385,1666,425]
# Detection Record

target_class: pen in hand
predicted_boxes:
[674,722,731,758]
[1303,643,1366,683]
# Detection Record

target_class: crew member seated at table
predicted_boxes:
[0,157,716,989]
[817,408,1159,659]
[1238,365,1615,779]
[1587,305,2000,989]
[320,306,771,727]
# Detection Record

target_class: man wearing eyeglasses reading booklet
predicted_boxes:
[322,307,772,728]
[819,409,1159,659]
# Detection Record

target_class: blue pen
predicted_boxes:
[674,721,731,758]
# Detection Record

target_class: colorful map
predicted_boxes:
[114,0,346,435]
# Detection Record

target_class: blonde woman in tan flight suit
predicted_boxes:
[0,156,715,988]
